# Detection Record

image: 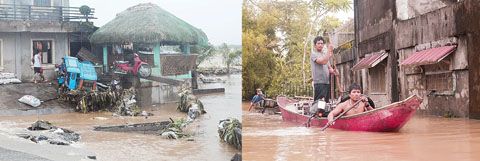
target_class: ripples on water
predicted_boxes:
[0,74,242,161]
[243,103,480,161]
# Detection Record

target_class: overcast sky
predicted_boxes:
[70,0,242,46]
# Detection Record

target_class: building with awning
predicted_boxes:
[399,43,463,105]
[331,0,479,118]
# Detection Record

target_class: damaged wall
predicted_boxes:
[137,80,185,106]
[354,0,398,105]
[455,0,480,119]
[396,0,448,20]
[395,0,474,118]
[334,44,357,92]
[357,0,394,55]
[0,32,69,81]
[352,0,479,117]
[399,37,468,117]
[395,6,457,49]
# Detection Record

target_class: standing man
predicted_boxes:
[32,51,46,83]
[310,36,336,102]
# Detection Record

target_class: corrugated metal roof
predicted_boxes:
[351,51,388,71]
[400,45,456,67]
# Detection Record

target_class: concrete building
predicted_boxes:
[333,0,480,118]
[0,0,93,81]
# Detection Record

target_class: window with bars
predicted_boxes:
[369,60,386,93]
[34,0,51,7]
[423,58,453,91]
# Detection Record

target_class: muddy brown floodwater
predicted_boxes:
[0,74,241,161]
[243,102,480,161]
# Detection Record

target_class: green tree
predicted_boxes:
[242,0,352,99]
[191,43,216,67]
[217,43,242,74]
[79,5,91,22]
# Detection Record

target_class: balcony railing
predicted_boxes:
[0,4,95,21]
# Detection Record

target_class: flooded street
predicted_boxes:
[0,74,241,161]
[243,103,480,161]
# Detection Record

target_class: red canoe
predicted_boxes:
[277,95,423,132]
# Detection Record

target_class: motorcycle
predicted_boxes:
[113,53,152,78]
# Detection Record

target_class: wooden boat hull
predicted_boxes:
[277,95,423,132]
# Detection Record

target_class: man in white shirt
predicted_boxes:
[31,51,46,83]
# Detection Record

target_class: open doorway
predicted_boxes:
[32,40,53,64]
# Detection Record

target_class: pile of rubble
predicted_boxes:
[17,120,80,146]
[218,118,242,150]
[61,88,149,116]
[177,88,206,121]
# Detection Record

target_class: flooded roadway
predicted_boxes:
[243,103,480,161]
[0,74,241,161]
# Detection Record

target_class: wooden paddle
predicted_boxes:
[320,99,363,131]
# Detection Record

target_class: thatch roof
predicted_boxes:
[90,3,208,45]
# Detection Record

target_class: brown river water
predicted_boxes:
[0,74,241,161]
[243,103,480,161]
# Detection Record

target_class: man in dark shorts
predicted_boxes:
[310,36,337,102]
[32,51,46,83]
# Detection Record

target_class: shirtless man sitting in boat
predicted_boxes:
[327,83,373,125]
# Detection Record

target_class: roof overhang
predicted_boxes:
[351,50,388,71]
[400,45,456,67]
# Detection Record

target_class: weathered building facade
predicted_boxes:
[0,0,93,81]
[337,0,480,118]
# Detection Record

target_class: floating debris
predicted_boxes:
[218,118,242,150]
[28,120,54,130]
[93,121,171,134]
[231,153,242,161]
[177,88,206,114]
[17,120,80,145]
[61,88,121,113]
[60,88,148,116]
[114,88,140,116]
[93,118,191,140]
[159,118,190,139]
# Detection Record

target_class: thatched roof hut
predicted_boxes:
[90,3,208,45]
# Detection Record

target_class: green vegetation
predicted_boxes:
[242,0,351,99]
[219,43,242,73]
[79,5,91,22]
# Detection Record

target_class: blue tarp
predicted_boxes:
[64,56,81,73]
[79,61,97,81]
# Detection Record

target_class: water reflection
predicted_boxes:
[243,102,480,161]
